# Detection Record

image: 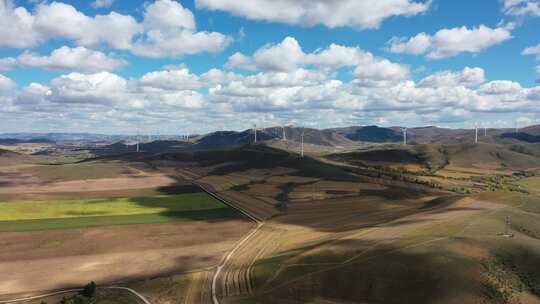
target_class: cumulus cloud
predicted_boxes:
[503,0,540,16]
[0,0,230,58]
[225,37,410,85]
[131,0,231,58]
[0,74,16,93]
[418,67,485,88]
[196,0,430,29]
[523,43,540,60]
[479,80,523,95]
[12,46,127,73]
[6,46,540,133]
[138,67,201,91]
[387,25,512,59]
[33,1,141,50]
[0,0,42,48]
[48,72,129,105]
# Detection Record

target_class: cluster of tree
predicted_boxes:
[40,282,96,304]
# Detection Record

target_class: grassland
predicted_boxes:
[21,161,139,182]
[0,193,238,232]
[519,177,540,193]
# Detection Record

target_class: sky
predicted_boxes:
[0,0,539,135]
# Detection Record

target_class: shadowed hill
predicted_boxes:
[0,138,54,144]
[331,126,402,143]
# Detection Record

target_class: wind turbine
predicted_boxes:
[300,127,305,157]
[402,127,407,145]
[136,128,140,153]
[475,123,478,144]
[253,124,257,143]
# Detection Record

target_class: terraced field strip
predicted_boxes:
[184,271,212,304]
[217,225,283,299]
[218,190,279,221]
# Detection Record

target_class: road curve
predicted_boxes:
[191,180,263,304]
[211,223,263,304]
[0,289,83,304]
[0,286,151,304]
[103,286,151,304]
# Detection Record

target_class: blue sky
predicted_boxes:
[0,0,539,134]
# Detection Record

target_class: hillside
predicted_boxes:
[331,126,402,143]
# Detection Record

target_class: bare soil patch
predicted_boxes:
[0,219,254,295]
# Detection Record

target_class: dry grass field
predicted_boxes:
[0,153,253,301]
[3,142,540,304]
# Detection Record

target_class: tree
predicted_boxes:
[81,281,97,298]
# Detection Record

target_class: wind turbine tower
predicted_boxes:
[282,125,287,141]
[136,129,140,153]
[253,124,257,143]
[475,124,478,144]
[300,127,305,157]
[402,128,407,145]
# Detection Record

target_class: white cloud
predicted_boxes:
[479,80,522,95]
[196,0,430,29]
[200,68,243,85]
[387,33,431,55]
[138,67,201,91]
[387,25,512,59]
[0,0,42,48]
[249,37,305,72]
[353,58,409,82]
[0,57,16,71]
[131,0,231,58]
[225,37,409,85]
[15,46,126,73]
[503,0,540,16]
[0,0,230,58]
[33,1,141,50]
[49,72,128,105]
[225,53,256,70]
[91,0,115,9]
[523,43,540,60]
[6,50,540,133]
[0,74,16,93]
[419,67,485,88]
[304,44,371,70]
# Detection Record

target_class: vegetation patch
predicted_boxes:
[0,192,239,231]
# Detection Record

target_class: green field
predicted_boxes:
[22,161,137,181]
[518,177,540,192]
[0,192,238,232]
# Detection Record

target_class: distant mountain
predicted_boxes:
[498,125,540,143]
[500,133,540,143]
[193,130,273,150]
[519,124,540,136]
[0,138,54,144]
